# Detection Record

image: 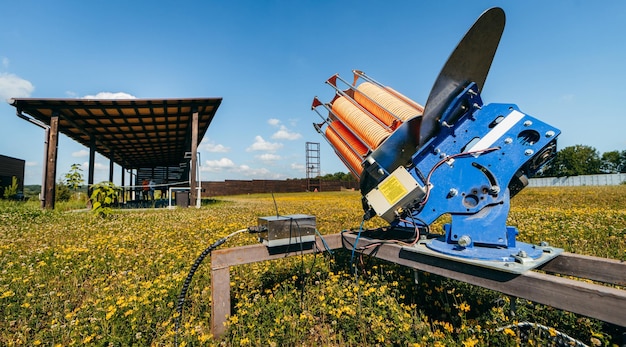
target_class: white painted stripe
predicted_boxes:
[467,110,525,152]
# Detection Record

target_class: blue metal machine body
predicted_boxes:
[361,83,562,272]
[315,8,564,272]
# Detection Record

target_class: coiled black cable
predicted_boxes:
[174,228,247,347]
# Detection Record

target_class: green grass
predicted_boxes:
[0,186,624,346]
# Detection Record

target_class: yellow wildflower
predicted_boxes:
[503,327,516,337]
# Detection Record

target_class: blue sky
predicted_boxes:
[1,1,625,185]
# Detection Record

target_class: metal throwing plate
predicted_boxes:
[402,240,564,274]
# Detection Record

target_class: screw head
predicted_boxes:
[458,235,472,247]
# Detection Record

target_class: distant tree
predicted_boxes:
[90,181,121,218]
[601,150,623,173]
[3,176,19,199]
[320,172,354,181]
[65,163,85,191]
[55,181,72,202]
[542,145,602,177]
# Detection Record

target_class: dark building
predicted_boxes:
[0,154,26,198]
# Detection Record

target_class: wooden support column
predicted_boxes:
[211,266,231,337]
[40,127,50,209]
[121,166,125,203]
[208,233,626,339]
[130,169,135,200]
[189,108,199,207]
[210,235,344,338]
[43,115,59,209]
[109,151,114,183]
[88,137,96,197]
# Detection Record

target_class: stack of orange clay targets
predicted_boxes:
[312,71,424,176]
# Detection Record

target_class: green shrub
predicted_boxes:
[55,181,72,202]
[2,176,19,199]
[90,181,121,218]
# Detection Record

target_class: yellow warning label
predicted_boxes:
[379,176,408,205]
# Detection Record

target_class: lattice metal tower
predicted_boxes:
[306,142,321,192]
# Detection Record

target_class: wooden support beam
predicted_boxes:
[210,234,343,337]
[40,127,49,209]
[121,166,125,203]
[109,150,114,183]
[209,232,625,339]
[43,115,59,209]
[189,109,199,207]
[210,267,230,337]
[342,233,626,327]
[539,252,626,286]
[88,137,96,197]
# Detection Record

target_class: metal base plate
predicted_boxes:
[403,239,563,274]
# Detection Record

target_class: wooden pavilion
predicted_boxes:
[9,97,222,209]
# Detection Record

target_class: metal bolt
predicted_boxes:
[489,185,500,195]
[517,250,528,258]
[524,149,534,156]
[458,235,472,247]
[504,137,513,144]
[523,120,533,126]
[448,188,458,197]
[377,168,385,175]
[545,130,555,138]
[540,241,549,247]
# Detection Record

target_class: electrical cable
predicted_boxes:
[419,147,500,208]
[315,229,334,255]
[350,219,366,272]
[496,321,588,347]
[174,228,247,347]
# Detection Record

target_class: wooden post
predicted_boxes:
[208,233,626,340]
[189,108,199,207]
[43,115,59,209]
[211,266,231,337]
[209,235,344,338]
[40,127,49,209]
[121,166,125,203]
[109,150,114,183]
[88,137,95,197]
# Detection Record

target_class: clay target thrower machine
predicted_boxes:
[311,7,562,273]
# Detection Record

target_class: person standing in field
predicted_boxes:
[142,179,149,200]
[149,179,155,201]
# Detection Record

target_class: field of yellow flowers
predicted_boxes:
[0,186,624,346]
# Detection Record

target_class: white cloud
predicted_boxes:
[82,92,136,99]
[200,139,230,153]
[257,153,281,161]
[82,161,107,170]
[0,73,34,101]
[290,162,305,171]
[268,118,281,126]
[200,157,286,179]
[202,158,237,172]
[246,136,283,152]
[271,125,302,140]
[72,149,89,157]
[25,161,38,167]
[238,165,268,176]
[1,57,9,69]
